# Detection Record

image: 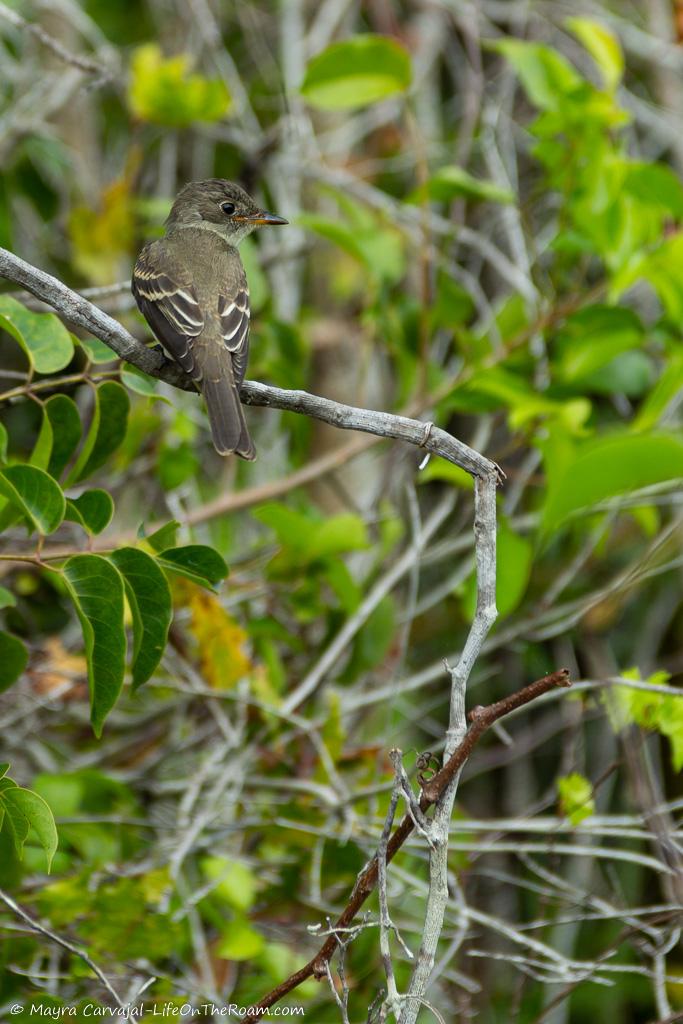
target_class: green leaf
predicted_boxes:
[0,295,74,373]
[109,547,172,689]
[62,555,126,736]
[541,432,683,536]
[65,490,114,535]
[566,17,624,91]
[2,787,58,871]
[419,461,473,490]
[66,382,130,485]
[431,271,475,328]
[614,234,683,321]
[299,213,405,285]
[1,781,29,856]
[255,504,370,565]
[581,350,653,398]
[201,856,258,911]
[215,918,264,961]
[144,520,180,553]
[0,631,28,693]
[622,162,683,219]
[120,364,159,397]
[634,351,683,430]
[128,44,231,126]
[411,166,514,205]
[301,35,412,111]
[307,514,370,561]
[79,336,118,363]
[46,395,82,480]
[0,586,15,609]
[0,465,66,534]
[30,406,53,471]
[492,39,583,111]
[554,305,643,383]
[557,772,595,826]
[157,545,229,589]
[0,763,8,778]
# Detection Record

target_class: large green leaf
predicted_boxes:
[1,786,58,871]
[66,382,129,485]
[0,631,28,693]
[62,555,126,735]
[157,545,229,589]
[0,295,74,373]
[65,490,114,535]
[109,547,172,689]
[301,35,412,110]
[541,432,683,535]
[46,395,82,479]
[0,465,66,534]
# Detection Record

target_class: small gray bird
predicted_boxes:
[132,179,287,459]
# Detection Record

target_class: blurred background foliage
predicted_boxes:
[1,1,683,1021]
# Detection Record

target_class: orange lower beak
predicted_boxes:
[246,210,288,226]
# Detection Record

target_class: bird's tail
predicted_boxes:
[201,350,256,461]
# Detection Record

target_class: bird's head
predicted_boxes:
[166,179,288,244]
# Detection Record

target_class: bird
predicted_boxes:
[132,179,288,459]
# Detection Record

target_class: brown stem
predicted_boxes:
[249,668,571,1012]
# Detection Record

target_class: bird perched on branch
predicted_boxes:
[132,179,287,459]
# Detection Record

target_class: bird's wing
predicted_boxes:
[217,272,250,387]
[132,244,205,380]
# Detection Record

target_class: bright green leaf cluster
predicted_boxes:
[605,669,683,772]
[128,44,231,126]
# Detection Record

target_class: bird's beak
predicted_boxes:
[245,210,289,226]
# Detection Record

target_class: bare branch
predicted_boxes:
[0,247,500,482]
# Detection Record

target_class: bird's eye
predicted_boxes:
[221,202,236,216]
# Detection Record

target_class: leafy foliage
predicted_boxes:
[1,6,683,1022]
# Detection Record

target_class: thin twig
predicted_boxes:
[0,887,125,1007]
